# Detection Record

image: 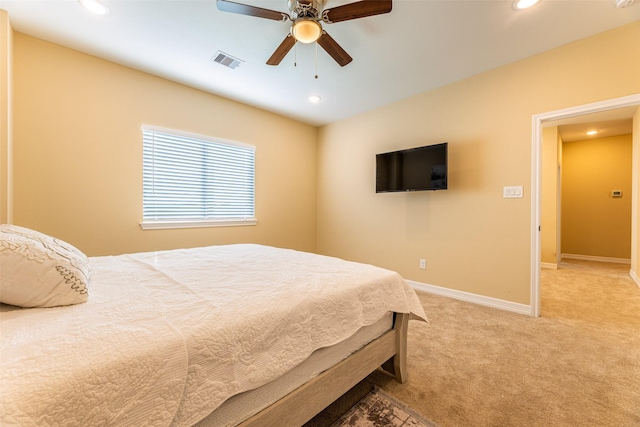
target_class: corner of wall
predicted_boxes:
[0,9,14,224]
[631,106,640,279]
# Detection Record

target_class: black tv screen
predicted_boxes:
[376,142,448,192]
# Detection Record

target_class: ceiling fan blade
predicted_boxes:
[267,34,297,65]
[322,0,392,23]
[317,31,353,67]
[217,0,289,21]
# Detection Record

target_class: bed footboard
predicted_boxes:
[238,312,410,427]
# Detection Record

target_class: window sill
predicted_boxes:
[140,218,258,230]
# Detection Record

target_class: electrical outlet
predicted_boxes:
[419,259,426,269]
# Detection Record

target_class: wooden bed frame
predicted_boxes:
[239,312,409,427]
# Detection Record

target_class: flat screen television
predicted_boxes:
[376,142,448,193]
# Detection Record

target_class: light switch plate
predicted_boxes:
[503,186,523,198]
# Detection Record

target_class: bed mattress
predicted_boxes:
[195,312,394,427]
[0,244,426,427]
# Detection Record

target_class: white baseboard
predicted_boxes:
[630,270,640,288]
[406,280,532,317]
[540,262,557,270]
[561,253,631,265]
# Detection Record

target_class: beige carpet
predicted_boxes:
[308,260,640,426]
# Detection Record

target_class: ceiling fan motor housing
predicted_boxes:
[288,0,325,19]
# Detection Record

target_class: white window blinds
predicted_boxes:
[142,127,256,229]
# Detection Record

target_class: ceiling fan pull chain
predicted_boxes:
[294,43,297,67]
[315,41,318,79]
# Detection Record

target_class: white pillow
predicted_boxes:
[0,224,90,308]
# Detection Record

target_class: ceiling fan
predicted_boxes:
[216,0,392,67]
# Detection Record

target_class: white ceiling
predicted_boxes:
[1,0,640,126]
[554,106,637,142]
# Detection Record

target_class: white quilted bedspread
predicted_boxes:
[0,244,426,427]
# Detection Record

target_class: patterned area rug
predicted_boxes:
[330,387,439,427]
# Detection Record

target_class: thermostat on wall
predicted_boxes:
[612,190,622,198]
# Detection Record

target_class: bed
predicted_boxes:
[0,225,427,427]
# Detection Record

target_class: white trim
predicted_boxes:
[561,253,631,265]
[142,125,255,150]
[540,262,557,269]
[531,94,640,319]
[630,269,640,288]
[140,218,257,230]
[407,280,532,317]
[531,114,543,317]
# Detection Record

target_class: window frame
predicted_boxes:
[140,125,257,230]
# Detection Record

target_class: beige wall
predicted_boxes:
[561,134,632,260]
[541,126,560,266]
[317,22,640,305]
[6,17,640,303]
[0,10,11,224]
[12,34,318,256]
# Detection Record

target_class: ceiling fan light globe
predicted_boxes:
[513,0,540,9]
[79,0,110,15]
[291,19,322,43]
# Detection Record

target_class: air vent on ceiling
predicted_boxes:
[211,51,244,69]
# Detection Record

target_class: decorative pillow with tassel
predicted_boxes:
[0,224,90,308]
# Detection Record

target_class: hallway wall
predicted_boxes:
[561,134,632,260]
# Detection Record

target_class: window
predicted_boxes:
[141,126,256,229]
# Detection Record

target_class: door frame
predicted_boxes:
[530,93,640,317]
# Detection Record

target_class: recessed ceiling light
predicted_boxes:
[513,0,540,10]
[79,0,110,15]
[586,130,599,136]
[308,95,321,103]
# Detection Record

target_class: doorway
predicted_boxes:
[530,94,640,317]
